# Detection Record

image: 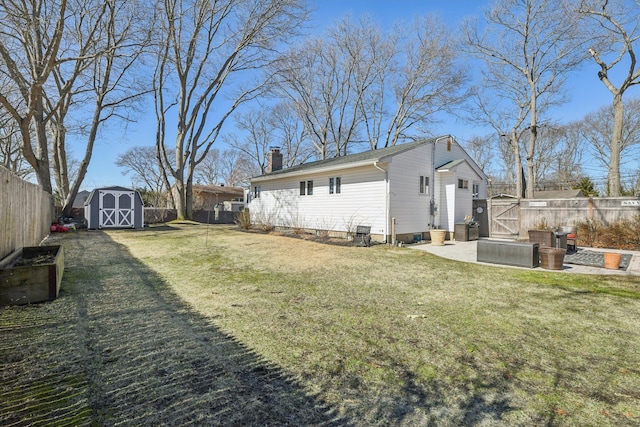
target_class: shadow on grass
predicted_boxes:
[0,231,348,426]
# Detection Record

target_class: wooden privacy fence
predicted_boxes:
[487,197,640,239]
[0,167,54,260]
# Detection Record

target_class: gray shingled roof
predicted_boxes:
[255,138,437,179]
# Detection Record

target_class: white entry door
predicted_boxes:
[99,190,135,228]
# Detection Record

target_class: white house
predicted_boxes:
[248,136,488,243]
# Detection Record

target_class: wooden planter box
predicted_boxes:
[528,230,555,248]
[0,245,64,306]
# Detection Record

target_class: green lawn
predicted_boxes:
[2,223,639,426]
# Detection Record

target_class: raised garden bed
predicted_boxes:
[0,245,64,306]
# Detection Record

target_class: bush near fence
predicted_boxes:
[0,167,54,260]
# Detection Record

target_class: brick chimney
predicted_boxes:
[267,147,283,173]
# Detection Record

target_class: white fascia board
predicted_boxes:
[251,159,386,182]
[437,160,483,180]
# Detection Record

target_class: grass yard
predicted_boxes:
[2,223,640,426]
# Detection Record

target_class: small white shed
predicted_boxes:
[84,186,144,229]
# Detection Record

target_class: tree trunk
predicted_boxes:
[174,180,187,220]
[34,118,53,195]
[511,129,523,200]
[608,94,624,196]
[526,88,537,199]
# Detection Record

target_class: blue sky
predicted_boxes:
[81,0,624,190]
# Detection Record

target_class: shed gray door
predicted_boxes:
[99,190,135,228]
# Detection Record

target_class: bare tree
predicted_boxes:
[269,102,315,167]
[463,0,588,198]
[531,124,585,188]
[50,0,151,215]
[0,105,31,178]
[219,149,255,187]
[225,103,313,174]
[580,0,640,196]
[549,122,586,186]
[117,145,173,207]
[0,0,68,193]
[467,82,530,197]
[225,109,275,174]
[274,19,366,159]
[154,0,309,220]
[194,148,223,185]
[461,134,495,176]
[193,146,256,187]
[580,97,640,187]
[374,16,468,148]
[117,145,173,193]
[0,0,151,215]
[276,14,468,157]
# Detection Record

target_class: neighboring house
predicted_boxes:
[248,137,488,243]
[170,184,245,210]
[191,185,245,210]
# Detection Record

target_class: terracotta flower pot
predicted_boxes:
[603,252,621,270]
[430,229,447,246]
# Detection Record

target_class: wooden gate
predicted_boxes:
[489,199,520,239]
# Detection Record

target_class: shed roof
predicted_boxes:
[84,186,144,207]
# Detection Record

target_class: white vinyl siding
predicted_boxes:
[250,165,387,235]
[249,137,489,240]
[387,144,432,234]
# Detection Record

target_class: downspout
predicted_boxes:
[373,161,389,243]
[431,135,452,230]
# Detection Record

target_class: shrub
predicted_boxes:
[235,209,251,230]
[576,216,640,250]
[533,217,550,230]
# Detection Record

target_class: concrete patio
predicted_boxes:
[410,238,640,275]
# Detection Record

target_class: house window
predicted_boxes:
[253,185,261,199]
[472,183,479,198]
[458,179,468,189]
[300,180,313,196]
[329,177,341,194]
[419,176,429,195]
